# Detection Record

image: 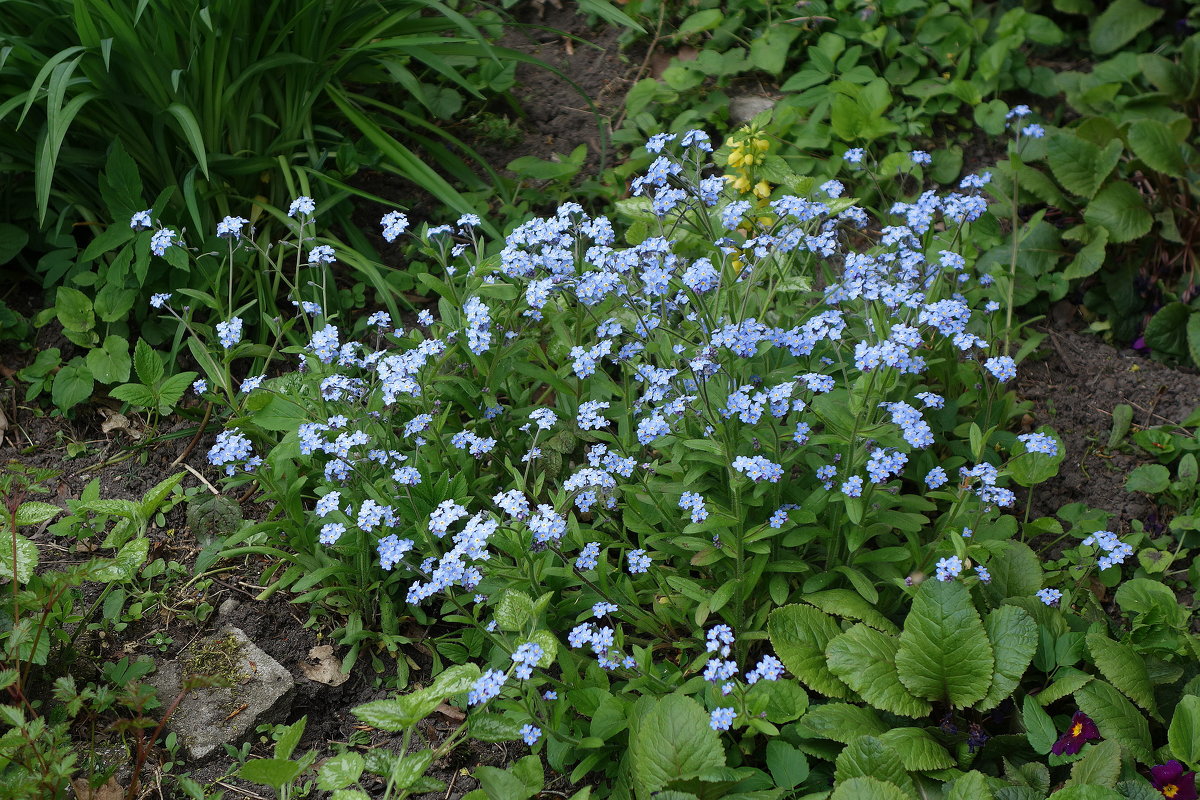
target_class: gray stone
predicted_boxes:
[729,95,776,124]
[150,626,294,762]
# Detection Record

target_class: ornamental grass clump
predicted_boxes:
[142,131,1083,791]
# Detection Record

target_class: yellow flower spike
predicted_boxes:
[753,180,771,199]
[753,138,770,152]
[732,256,745,275]
[727,150,745,168]
[741,153,756,167]
[732,175,751,193]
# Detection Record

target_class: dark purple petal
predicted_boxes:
[1152,761,1186,787]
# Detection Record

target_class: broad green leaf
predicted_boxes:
[353,689,442,731]
[768,604,851,698]
[1188,314,1200,368]
[1084,182,1153,243]
[15,501,61,526]
[1045,134,1120,199]
[85,335,131,384]
[1048,786,1123,800]
[1023,694,1057,754]
[949,771,994,800]
[389,750,434,790]
[55,286,94,332]
[797,703,886,743]
[631,694,725,800]
[835,736,915,796]
[1075,680,1152,763]
[1089,0,1162,54]
[1067,739,1120,787]
[978,605,1038,711]
[826,624,931,717]
[1086,632,1157,717]
[1038,667,1093,706]
[830,776,913,800]
[273,716,306,761]
[1062,229,1108,280]
[879,728,954,771]
[766,741,808,789]
[1144,303,1192,362]
[1168,695,1200,769]
[239,758,302,789]
[432,663,481,696]
[0,224,29,266]
[0,532,37,583]
[52,360,93,411]
[470,714,523,742]
[895,580,994,707]
[318,751,365,790]
[983,541,1042,603]
[803,588,899,634]
[1128,119,1186,179]
[1126,464,1170,494]
[494,589,535,632]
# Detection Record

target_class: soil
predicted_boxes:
[5,6,1200,799]
[1016,325,1200,528]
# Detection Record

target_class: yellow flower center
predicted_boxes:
[1163,784,1179,798]
[1071,722,1083,736]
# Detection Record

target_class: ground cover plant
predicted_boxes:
[65,121,1189,798]
[4,1,1200,798]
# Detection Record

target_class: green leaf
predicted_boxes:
[52,360,94,411]
[274,716,307,761]
[432,663,482,696]
[318,752,365,791]
[949,772,995,800]
[1075,680,1152,763]
[797,703,886,743]
[677,9,723,35]
[1023,694,1058,754]
[1126,464,1170,494]
[1084,182,1153,243]
[1063,229,1109,280]
[1038,667,1093,706]
[978,606,1038,711]
[879,728,955,771]
[353,690,442,731]
[830,776,913,800]
[768,604,851,698]
[803,588,899,634]
[826,624,931,717]
[895,580,994,707]
[983,541,1042,603]
[1086,632,1158,717]
[389,750,435,790]
[495,589,535,632]
[1045,134,1121,199]
[0,532,38,583]
[16,501,61,526]
[1188,314,1200,368]
[155,371,197,415]
[85,335,131,384]
[239,758,302,789]
[110,383,158,409]
[55,286,94,333]
[1144,303,1192,361]
[1068,739,1121,788]
[1128,120,1186,179]
[133,338,164,386]
[0,224,29,266]
[1089,0,1163,54]
[631,694,725,800]
[474,765,533,800]
[835,736,914,796]
[765,741,808,789]
[470,714,523,742]
[1048,786,1123,800]
[1168,695,1200,769]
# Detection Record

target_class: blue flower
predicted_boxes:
[627,549,651,574]
[576,542,600,570]
[130,210,153,230]
[216,317,243,350]
[843,147,865,164]
[192,378,207,395]
[910,150,932,165]
[1017,432,1058,456]
[150,293,172,309]
[309,244,336,264]
[520,724,542,746]
[984,356,1017,382]
[150,228,177,257]
[936,556,963,581]
[710,707,735,731]
[288,196,316,217]
[1036,588,1063,607]
[217,216,248,238]
[468,669,506,706]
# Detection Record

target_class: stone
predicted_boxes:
[729,95,776,124]
[150,626,294,762]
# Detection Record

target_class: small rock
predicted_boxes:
[217,598,239,619]
[150,626,294,762]
[729,95,776,124]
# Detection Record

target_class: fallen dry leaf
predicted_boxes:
[436,702,466,722]
[300,644,350,686]
[71,776,125,800]
[99,408,142,440]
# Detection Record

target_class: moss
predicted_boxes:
[181,632,249,686]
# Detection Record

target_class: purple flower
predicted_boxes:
[1150,760,1197,800]
[1051,711,1100,755]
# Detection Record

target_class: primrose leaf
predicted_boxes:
[1086,632,1158,717]
[1074,680,1152,763]
[894,580,994,708]
[977,605,1038,712]
[630,694,725,799]
[826,624,931,717]
[768,604,852,698]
